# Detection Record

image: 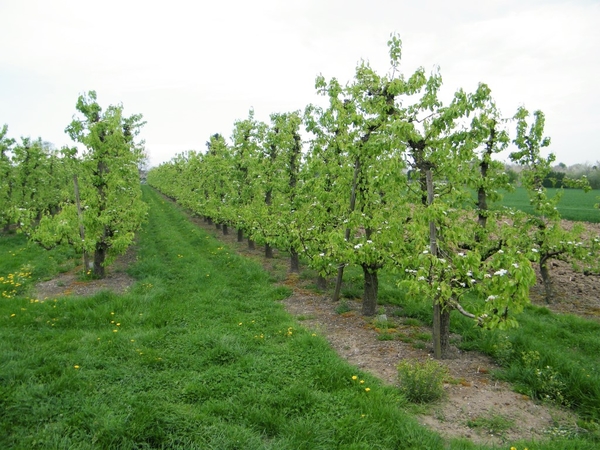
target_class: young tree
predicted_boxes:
[510,107,596,302]
[27,91,147,278]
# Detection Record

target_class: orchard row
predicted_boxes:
[0,91,147,278]
[148,36,599,359]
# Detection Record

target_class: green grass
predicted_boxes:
[494,187,600,222]
[384,287,600,434]
[1,188,450,450]
[3,188,599,449]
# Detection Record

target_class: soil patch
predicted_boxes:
[34,246,137,300]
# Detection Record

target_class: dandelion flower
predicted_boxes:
[74,365,80,369]
[360,380,365,384]
[365,387,370,392]
[352,375,358,380]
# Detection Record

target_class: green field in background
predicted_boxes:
[492,187,600,223]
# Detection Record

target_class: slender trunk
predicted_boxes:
[432,303,452,359]
[207,217,213,225]
[478,127,496,230]
[265,243,273,259]
[477,186,488,229]
[333,264,345,302]
[73,174,91,270]
[316,275,327,291]
[426,169,445,359]
[441,308,451,357]
[361,264,378,316]
[290,250,300,273]
[433,301,442,359]
[237,229,244,242]
[92,243,107,279]
[215,223,221,230]
[540,256,555,304]
[222,224,228,235]
[333,158,360,301]
[248,238,255,250]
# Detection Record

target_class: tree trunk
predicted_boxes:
[265,243,273,259]
[441,308,450,357]
[333,158,361,302]
[361,264,378,316]
[433,302,451,359]
[237,229,244,242]
[73,174,91,271]
[316,275,327,291]
[215,223,221,230]
[92,243,107,279]
[426,168,451,359]
[540,257,555,304]
[222,224,228,235]
[289,250,300,273]
[433,301,442,359]
[206,217,213,225]
[333,264,345,302]
[248,238,255,250]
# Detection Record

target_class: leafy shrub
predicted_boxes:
[521,350,570,406]
[397,359,448,404]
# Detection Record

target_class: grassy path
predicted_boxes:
[1,188,449,450]
[3,187,599,449]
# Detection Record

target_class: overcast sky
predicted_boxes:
[1,0,598,167]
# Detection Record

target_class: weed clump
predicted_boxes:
[397,359,448,404]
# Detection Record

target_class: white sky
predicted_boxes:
[1,0,598,167]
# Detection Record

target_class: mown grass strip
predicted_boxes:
[1,188,446,450]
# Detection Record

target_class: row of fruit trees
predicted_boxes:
[0,91,147,278]
[147,35,599,359]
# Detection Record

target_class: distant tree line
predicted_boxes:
[505,162,600,189]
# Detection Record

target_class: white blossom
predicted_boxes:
[494,269,508,276]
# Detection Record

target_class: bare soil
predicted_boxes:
[35,211,600,446]
[34,246,137,301]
